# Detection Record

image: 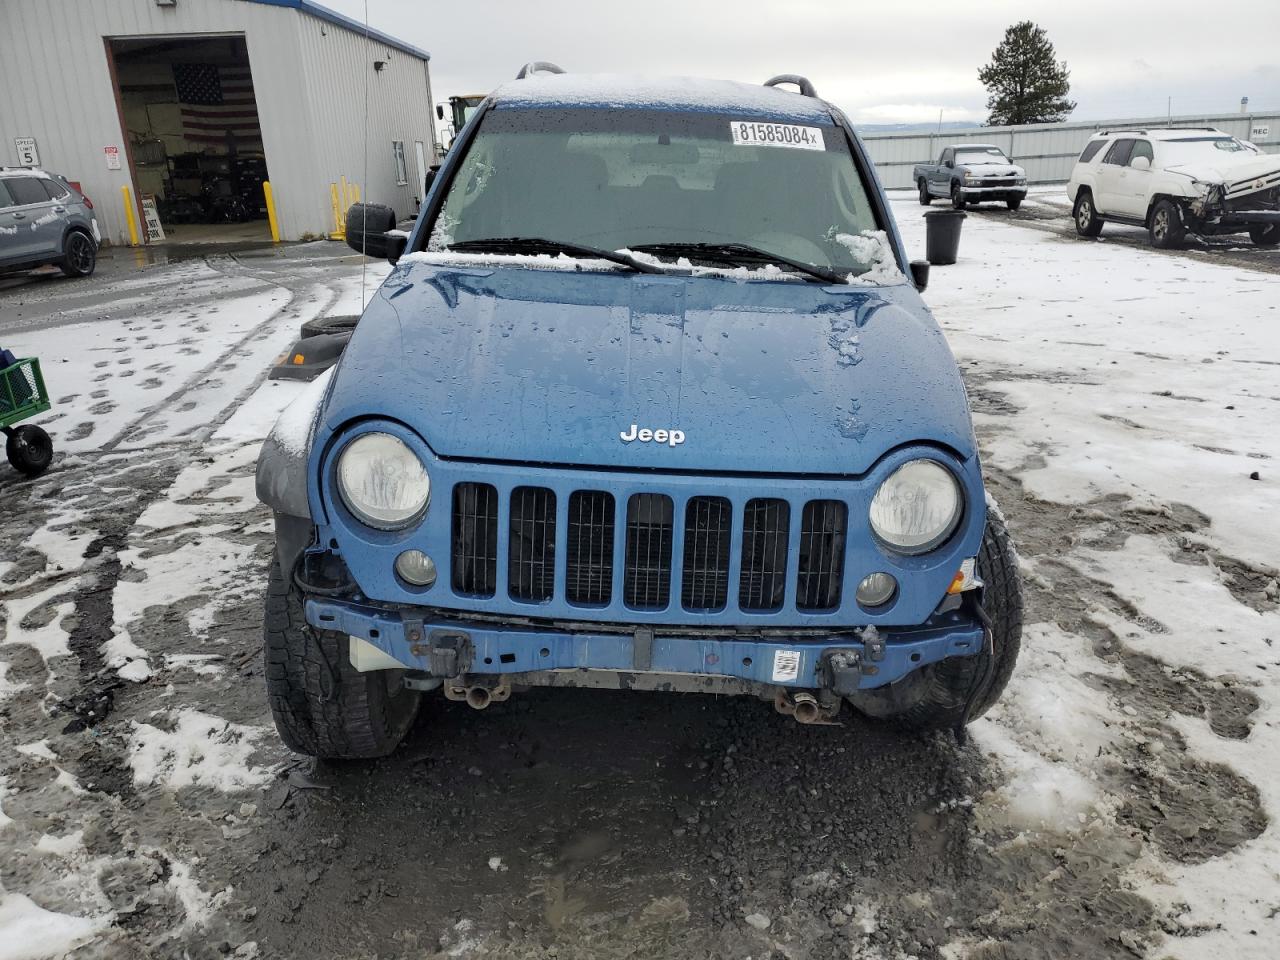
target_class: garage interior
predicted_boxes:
[108,34,272,245]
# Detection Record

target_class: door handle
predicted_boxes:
[54,206,66,212]
[11,212,25,220]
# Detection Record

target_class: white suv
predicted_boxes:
[1066,127,1280,249]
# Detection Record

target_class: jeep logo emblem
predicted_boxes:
[620,424,685,447]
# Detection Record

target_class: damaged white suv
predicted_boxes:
[1067,127,1280,249]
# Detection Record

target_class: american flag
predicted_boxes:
[173,64,262,148]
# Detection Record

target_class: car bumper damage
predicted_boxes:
[1190,172,1280,229]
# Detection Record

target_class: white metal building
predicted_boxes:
[862,111,1280,189]
[0,0,437,245]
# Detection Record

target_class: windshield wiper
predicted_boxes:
[627,242,846,285]
[447,237,665,274]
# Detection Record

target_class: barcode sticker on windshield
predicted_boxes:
[771,649,801,683]
[731,122,825,151]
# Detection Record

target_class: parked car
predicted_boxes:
[256,67,1023,759]
[0,168,99,278]
[914,144,1028,210]
[1066,127,1280,249]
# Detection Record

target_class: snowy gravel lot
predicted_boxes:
[0,202,1277,960]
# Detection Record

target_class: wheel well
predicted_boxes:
[60,225,93,254]
[1074,185,1093,204]
[1145,194,1190,227]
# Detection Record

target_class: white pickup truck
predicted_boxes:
[1066,127,1280,249]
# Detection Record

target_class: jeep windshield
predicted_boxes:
[428,107,887,278]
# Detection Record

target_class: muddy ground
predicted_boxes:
[0,232,1276,959]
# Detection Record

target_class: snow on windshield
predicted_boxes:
[1160,137,1252,165]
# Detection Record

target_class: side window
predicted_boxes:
[1102,139,1135,166]
[5,177,51,206]
[941,148,952,166]
[40,178,70,200]
[392,140,408,185]
[0,180,14,210]
[1129,140,1154,166]
[1078,140,1106,164]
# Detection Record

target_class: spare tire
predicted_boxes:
[300,313,360,340]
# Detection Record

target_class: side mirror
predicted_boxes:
[344,202,406,263]
[944,159,954,169]
[909,260,930,292]
[436,104,445,120]
[423,167,437,195]
[1130,156,1151,171]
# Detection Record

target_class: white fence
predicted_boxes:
[860,111,1280,190]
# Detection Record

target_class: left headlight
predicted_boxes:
[336,432,430,529]
[869,459,962,554]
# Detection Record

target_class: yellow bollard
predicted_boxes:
[340,175,350,212]
[263,181,281,243]
[351,184,360,204]
[330,183,345,240]
[120,185,141,246]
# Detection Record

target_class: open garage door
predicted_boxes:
[107,34,272,245]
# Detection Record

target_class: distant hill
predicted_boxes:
[853,120,979,134]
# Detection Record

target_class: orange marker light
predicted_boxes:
[293,354,305,365]
[946,570,966,594]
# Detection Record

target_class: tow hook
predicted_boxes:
[773,689,841,725]
[444,678,512,710]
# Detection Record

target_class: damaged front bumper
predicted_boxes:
[303,595,985,694]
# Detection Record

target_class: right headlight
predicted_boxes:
[869,459,962,554]
[336,432,431,529]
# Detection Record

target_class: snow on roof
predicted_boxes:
[490,73,836,123]
[1089,127,1229,141]
[952,143,1003,150]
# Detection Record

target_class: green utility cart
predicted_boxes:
[0,357,54,476]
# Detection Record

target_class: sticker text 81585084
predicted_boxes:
[731,122,825,151]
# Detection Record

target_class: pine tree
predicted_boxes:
[978,22,1076,126]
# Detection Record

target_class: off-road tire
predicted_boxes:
[264,559,420,758]
[5,425,53,477]
[59,230,96,277]
[1073,190,1103,237]
[300,313,360,340]
[918,179,932,206]
[1007,196,1023,212]
[1149,199,1186,249]
[1249,224,1280,247]
[846,511,1023,730]
[950,184,967,211]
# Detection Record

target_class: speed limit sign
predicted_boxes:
[15,137,39,166]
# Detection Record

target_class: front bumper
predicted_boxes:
[304,596,984,692]
[958,185,1026,198]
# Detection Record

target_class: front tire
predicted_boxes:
[264,559,420,758]
[846,512,1023,730]
[5,425,53,477]
[59,231,96,278]
[1073,190,1103,237]
[1149,199,1186,249]
[1007,196,1023,212]
[918,179,932,206]
[950,184,967,210]
[1249,224,1280,247]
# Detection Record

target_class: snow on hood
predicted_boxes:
[960,162,1024,176]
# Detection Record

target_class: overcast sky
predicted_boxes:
[323,0,1279,128]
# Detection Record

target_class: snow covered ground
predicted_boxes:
[893,196,1280,959]
[0,212,1277,959]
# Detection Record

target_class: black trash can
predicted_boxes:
[924,209,966,266]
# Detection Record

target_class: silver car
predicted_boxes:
[0,168,100,278]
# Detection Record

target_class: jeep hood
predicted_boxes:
[320,262,976,476]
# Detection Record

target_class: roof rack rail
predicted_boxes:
[764,75,817,98]
[1098,129,1147,136]
[516,61,566,80]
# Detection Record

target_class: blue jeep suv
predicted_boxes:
[256,66,1022,758]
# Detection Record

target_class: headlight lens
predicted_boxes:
[869,460,962,554]
[336,432,430,529]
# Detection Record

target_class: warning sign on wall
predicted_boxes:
[104,145,121,170]
[140,196,166,243]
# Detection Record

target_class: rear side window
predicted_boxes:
[1078,140,1106,163]
[41,178,70,200]
[1102,139,1135,166]
[4,177,51,206]
[0,180,13,209]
